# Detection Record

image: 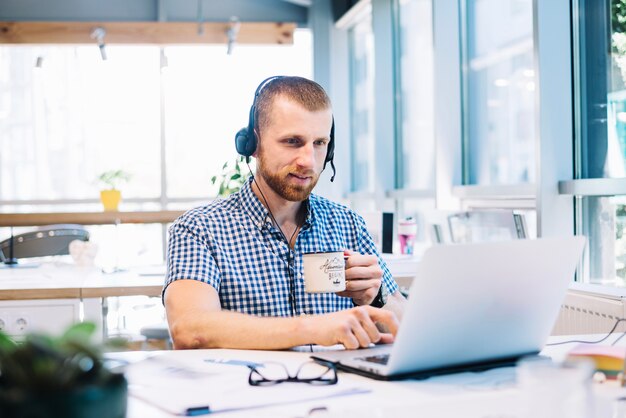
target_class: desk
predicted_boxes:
[0,264,163,338]
[122,335,626,418]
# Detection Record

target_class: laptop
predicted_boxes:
[312,236,586,380]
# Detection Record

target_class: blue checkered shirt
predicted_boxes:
[165,177,398,317]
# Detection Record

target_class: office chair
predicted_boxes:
[0,224,89,264]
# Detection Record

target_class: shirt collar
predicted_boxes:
[238,177,316,230]
[238,177,272,229]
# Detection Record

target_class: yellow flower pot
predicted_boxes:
[100,189,122,212]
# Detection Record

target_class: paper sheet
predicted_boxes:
[125,354,370,415]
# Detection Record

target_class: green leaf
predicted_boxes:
[60,322,96,344]
[97,169,132,189]
[231,173,241,180]
[0,330,17,352]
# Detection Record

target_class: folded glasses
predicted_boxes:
[248,360,337,386]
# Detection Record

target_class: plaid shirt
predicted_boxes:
[165,177,398,317]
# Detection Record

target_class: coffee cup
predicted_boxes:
[303,251,346,293]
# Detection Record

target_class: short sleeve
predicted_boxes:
[352,213,399,295]
[163,216,221,300]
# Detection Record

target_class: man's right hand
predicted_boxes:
[305,306,400,350]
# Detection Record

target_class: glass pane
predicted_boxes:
[0,222,164,268]
[397,0,435,190]
[576,0,626,287]
[350,17,376,192]
[464,0,535,185]
[0,46,161,200]
[578,0,626,178]
[580,196,626,287]
[164,30,313,198]
[91,223,164,270]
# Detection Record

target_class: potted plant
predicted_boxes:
[210,156,250,197]
[0,322,127,418]
[97,170,131,212]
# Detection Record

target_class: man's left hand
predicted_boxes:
[336,249,382,306]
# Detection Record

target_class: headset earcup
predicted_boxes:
[235,127,256,157]
[325,139,335,163]
[324,120,335,165]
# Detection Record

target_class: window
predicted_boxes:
[396,0,435,191]
[0,46,161,201]
[573,0,626,286]
[461,0,535,186]
[0,31,312,267]
[349,16,376,193]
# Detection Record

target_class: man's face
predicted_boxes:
[255,96,333,202]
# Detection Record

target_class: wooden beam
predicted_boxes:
[81,285,162,298]
[0,288,81,300]
[0,21,295,45]
[0,210,185,227]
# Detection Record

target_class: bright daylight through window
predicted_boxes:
[0,30,312,269]
[463,0,535,186]
[577,1,626,286]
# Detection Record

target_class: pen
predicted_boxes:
[185,406,211,416]
[204,358,264,368]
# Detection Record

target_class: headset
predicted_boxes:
[234,75,336,182]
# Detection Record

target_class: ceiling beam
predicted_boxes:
[0,21,295,44]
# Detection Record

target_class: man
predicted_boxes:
[164,76,406,350]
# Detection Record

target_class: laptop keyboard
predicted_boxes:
[359,354,390,365]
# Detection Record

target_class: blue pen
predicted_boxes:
[185,406,211,416]
[204,358,264,368]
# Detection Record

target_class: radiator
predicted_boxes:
[552,289,626,336]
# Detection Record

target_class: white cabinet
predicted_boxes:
[0,299,80,338]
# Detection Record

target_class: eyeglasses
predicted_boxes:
[247,361,338,386]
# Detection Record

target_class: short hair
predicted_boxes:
[255,76,331,136]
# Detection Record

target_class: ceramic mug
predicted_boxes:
[303,251,346,293]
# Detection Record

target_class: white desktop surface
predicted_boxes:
[123,334,626,418]
[0,264,164,338]
[0,263,164,299]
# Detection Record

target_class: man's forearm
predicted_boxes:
[165,280,402,350]
[169,309,315,350]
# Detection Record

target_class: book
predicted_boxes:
[567,344,626,379]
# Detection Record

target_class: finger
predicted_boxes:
[337,289,376,306]
[378,333,395,344]
[340,331,360,350]
[351,321,373,348]
[365,307,400,336]
[345,254,378,268]
[336,287,374,299]
[344,278,380,292]
[345,266,382,280]
[356,311,382,343]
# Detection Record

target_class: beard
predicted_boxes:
[256,150,320,202]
